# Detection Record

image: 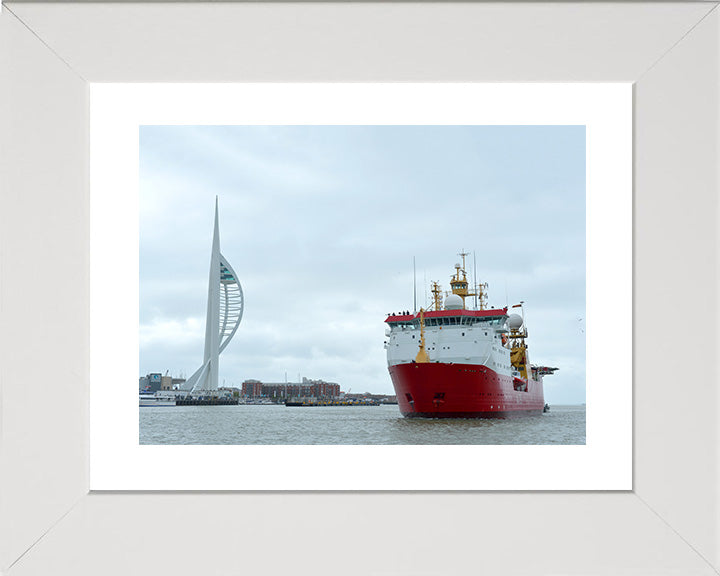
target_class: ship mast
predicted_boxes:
[473,251,477,309]
[430,281,443,311]
[413,256,417,314]
[430,251,490,311]
[476,281,489,311]
[415,308,430,363]
[449,251,477,309]
[505,302,529,379]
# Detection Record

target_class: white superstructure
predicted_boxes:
[385,311,514,376]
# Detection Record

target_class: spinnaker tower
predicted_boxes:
[181,198,243,394]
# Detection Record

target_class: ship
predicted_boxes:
[139,389,177,407]
[384,252,558,418]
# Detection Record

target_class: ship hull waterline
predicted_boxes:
[389,362,545,419]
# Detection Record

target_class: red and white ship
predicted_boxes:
[385,253,557,418]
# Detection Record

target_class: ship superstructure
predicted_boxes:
[384,253,557,418]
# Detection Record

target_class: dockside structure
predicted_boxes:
[242,378,340,400]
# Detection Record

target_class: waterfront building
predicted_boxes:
[171,377,186,389]
[139,373,162,392]
[241,378,341,400]
[139,373,186,391]
[242,379,264,398]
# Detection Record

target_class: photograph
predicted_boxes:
[138,124,586,445]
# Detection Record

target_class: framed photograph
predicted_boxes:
[2,2,718,574]
[90,82,630,491]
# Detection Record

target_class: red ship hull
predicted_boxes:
[389,362,544,418]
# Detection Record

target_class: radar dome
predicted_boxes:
[508,313,523,330]
[444,294,464,310]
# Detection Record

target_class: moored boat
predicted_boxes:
[139,390,177,407]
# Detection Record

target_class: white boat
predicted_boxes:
[139,391,176,407]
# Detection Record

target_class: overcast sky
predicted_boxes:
[139,125,586,404]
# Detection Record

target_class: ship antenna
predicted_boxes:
[413,256,417,314]
[473,251,477,310]
[424,269,427,309]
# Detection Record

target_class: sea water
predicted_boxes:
[139,404,585,445]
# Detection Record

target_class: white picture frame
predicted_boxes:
[1,2,718,574]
